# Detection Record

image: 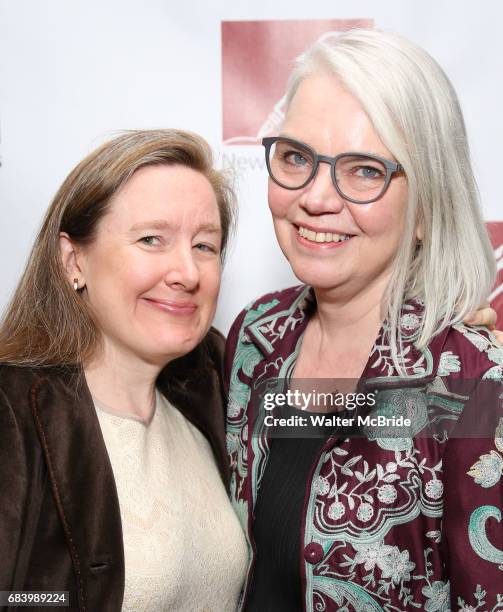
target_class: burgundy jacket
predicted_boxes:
[224,285,503,611]
[0,328,228,612]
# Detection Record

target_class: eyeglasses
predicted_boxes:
[262,136,403,205]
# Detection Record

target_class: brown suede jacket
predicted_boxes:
[0,328,228,612]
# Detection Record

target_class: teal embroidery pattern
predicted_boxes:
[466,409,503,607]
[454,324,503,379]
[468,418,503,488]
[421,579,450,611]
[225,288,503,611]
[469,505,503,570]
[437,351,461,376]
[458,585,503,611]
[227,297,280,527]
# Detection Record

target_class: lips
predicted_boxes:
[141,297,197,315]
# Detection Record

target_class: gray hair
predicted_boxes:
[285,29,496,372]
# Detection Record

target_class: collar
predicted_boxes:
[243,286,450,388]
[244,285,315,359]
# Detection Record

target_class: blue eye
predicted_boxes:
[355,166,383,179]
[139,236,161,246]
[195,243,218,254]
[284,151,309,167]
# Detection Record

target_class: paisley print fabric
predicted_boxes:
[224,285,503,611]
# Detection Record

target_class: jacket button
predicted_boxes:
[304,542,324,565]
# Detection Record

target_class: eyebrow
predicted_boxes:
[278,133,396,161]
[278,133,311,147]
[128,219,221,233]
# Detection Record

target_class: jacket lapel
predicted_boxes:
[245,285,315,362]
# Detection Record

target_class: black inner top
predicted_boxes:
[244,403,335,611]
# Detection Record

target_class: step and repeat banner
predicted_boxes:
[0,2,502,331]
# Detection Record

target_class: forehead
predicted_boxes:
[104,164,220,229]
[282,72,389,156]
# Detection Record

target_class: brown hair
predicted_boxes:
[0,129,235,367]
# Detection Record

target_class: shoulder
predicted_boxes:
[0,364,81,439]
[0,365,23,429]
[0,364,43,413]
[0,362,39,386]
[0,365,48,484]
[0,363,72,386]
[435,324,503,380]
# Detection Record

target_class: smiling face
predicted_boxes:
[68,164,222,367]
[268,72,408,298]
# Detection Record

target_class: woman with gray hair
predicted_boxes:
[225,30,503,610]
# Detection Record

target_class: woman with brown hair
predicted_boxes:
[0,129,247,611]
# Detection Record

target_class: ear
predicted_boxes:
[59,232,85,288]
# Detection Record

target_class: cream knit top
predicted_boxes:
[94,390,248,611]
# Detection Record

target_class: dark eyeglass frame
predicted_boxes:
[262,136,403,205]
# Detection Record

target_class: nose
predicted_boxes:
[163,244,199,292]
[299,161,345,216]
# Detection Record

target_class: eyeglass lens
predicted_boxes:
[267,139,389,203]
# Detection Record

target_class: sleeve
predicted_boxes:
[0,386,28,589]
[442,378,503,609]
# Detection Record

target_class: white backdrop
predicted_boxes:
[1,0,502,333]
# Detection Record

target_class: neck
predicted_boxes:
[313,273,390,341]
[84,339,164,421]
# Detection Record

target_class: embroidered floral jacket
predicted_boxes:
[224,285,503,612]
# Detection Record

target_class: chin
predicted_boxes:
[134,328,200,365]
[290,262,349,291]
[141,343,197,367]
[160,331,201,354]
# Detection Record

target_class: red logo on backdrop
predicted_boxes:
[221,19,373,145]
[488,222,503,321]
